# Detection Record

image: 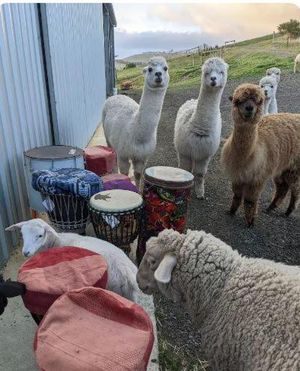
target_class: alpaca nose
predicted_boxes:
[155,72,162,77]
[211,76,217,81]
[245,105,254,112]
[264,90,268,96]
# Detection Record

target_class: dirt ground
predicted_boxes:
[127,72,300,368]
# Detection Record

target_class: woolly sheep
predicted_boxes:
[103,56,169,188]
[137,228,300,371]
[259,75,277,114]
[174,57,228,199]
[221,83,300,226]
[6,219,140,302]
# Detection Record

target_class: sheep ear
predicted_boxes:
[154,254,177,284]
[5,222,28,231]
[229,96,233,102]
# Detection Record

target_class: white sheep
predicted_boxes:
[6,219,140,302]
[137,228,300,371]
[265,67,281,113]
[102,56,169,188]
[294,53,300,73]
[259,75,277,114]
[174,57,228,199]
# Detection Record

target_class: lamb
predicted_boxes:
[265,67,281,113]
[221,83,300,226]
[0,274,26,316]
[174,57,228,199]
[137,228,300,371]
[5,219,140,302]
[259,75,277,114]
[102,57,169,188]
[294,53,300,73]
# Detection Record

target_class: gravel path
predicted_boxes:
[127,72,300,368]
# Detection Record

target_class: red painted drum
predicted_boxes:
[84,145,117,176]
[137,166,194,264]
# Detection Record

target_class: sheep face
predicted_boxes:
[259,76,276,101]
[143,56,169,90]
[137,229,184,301]
[266,67,281,83]
[201,57,228,89]
[231,84,264,123]
[6,219,54,257]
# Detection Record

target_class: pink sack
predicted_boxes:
[18,246,108,316]
[84,145,117,176]
[34,287,154,371]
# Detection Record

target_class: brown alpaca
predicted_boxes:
[221,83,300,226]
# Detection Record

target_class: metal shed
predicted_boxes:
[0,3,116,265]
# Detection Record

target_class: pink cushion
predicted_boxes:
[34,287,154,371]
[84,146,117,176]
[18,247,108,315]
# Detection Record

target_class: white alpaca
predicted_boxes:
[266,67,281,113]
[259,75,277,115]
[102,57,169,188]
[174,57,228,199]
[294,53,300,73]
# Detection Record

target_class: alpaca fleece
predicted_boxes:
[174,57,228,198]
[294,53,300,73]
[259,75,277,114]
[137,228,300,371]
[221,83,300,226]
[102,56,169,188]
[266,67,281,113]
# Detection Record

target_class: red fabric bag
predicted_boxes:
[84,145,117,176]
[18,246,108,316]
[34,287,154,371]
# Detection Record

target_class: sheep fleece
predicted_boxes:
[169,231,300,370]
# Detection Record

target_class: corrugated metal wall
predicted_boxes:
[43,4,107,149]
[0,4,52,265]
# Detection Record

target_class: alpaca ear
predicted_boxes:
[5,222,28,231]
[229,96,233,102]
[154,254,177,284]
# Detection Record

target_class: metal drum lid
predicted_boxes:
[144,166,194,189]
[24,145,83,159]
[90,190,143,212]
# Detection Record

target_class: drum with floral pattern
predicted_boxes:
[137,166,194,264]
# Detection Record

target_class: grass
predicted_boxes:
[117,34,300,90]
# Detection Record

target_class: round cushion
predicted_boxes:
[90,190,143,212]
[84,145,117,176]
[32,168,103,199]
[18,247,108,315]
[102,173,139,194]
[34,287,154,371]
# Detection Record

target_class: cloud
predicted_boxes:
[115,30,226,58]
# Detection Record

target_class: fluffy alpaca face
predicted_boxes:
[144,56,169,89]
[231,84,264,122]
[202,57,228,89]
[266,67,281,84]
[259,76,276,101]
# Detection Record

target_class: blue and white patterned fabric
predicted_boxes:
[32,168,103,199]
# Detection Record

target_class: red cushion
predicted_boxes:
[34,287,154,371]
[84,145,117,176]
[18,246,108,315]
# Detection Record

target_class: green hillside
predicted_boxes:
[117,34,300,90]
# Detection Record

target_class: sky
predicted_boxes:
[113,2,300,58]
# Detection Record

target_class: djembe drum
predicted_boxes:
[137,166,194,264]
[89,190,144,254]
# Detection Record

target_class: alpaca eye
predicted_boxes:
[163,66,168,71]
[38,234,43,238]
[271,85,273,88]
[148,67,153,73]
[260,85,264,88]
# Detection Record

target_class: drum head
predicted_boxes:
[24,145,83,159]
[90,189,143,212]
[144,166,194,188]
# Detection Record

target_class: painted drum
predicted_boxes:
[89,190,144,253]
[137,166,194,264]
[24,145,84,212]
